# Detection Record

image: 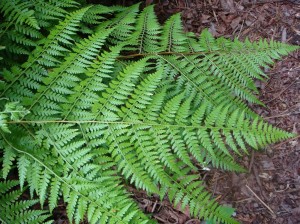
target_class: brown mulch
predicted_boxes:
[61,0,299,223]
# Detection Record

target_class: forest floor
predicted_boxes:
[55,0,300,223]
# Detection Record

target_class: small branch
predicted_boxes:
[151,200,158,213]
[265,79,299,104]
[242,0,284,6]
[116,46,279,59]
[246,185,276,217]
[248,150,255,173]
[265,112,300,120]
[117,51,205,59]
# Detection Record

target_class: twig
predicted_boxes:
[234,197,253,203]
[213,10,219,25]
[274,183,289,193]
[245,185,276,217]
[248,150,255,173]
[151,200,158,213]
[209,0,219,25]
[252,165,263,190]
[265,79,299,104]
[212,172,220,197]
[185,219,200,224]
[184,0,190,8]
[237,19,245,39]
[153,216,166,223]
[242,0,284,6]
[265,112,300,120]
[286,187,300,193]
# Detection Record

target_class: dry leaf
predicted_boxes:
[220,0,236,13]
[230,16,242,29]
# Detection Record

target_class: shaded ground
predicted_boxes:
[54,0,300,223]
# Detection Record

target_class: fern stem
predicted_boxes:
[116,47,286,59]
[117,51,204,59]
[0,110,27,114]
[168,18,176,52]
[3,119,279,135]
[138,12,147,54]
[0,20,14,39]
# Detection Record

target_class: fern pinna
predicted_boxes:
[0,1,299,224]
[0,179,52,224]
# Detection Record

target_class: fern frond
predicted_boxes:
[108,4,140,44]
[92,58,149,120]
[0,127,152,224]
[161,13,187,52]
[0,0,39,29]
[0,2,298,224]
[62,45,124,120]
[32,0,78,28]
[0,179,52,224]
[82,5,113,25]
[27,27,113,119]
[186,30,299,104]
[1,7,91,101]
[131,5,161,53]
[157,54,258,117]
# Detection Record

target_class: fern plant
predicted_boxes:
[0,1,299,223]
[0,179,52,224]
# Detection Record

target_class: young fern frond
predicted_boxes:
[0,2,299,224]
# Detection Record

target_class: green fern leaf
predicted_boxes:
[161,13,187,52]
[0,179,52,224]
[0,0,39,29]
[0,2,299,224]
[17,155,30,189]
[131,5,161,53]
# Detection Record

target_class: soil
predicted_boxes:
[57,0,300,223]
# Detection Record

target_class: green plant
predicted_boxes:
[0,1,298,223]
[0,179,52,224]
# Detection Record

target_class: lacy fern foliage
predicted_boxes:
[0,1,299,224]
[0,179,51,224]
